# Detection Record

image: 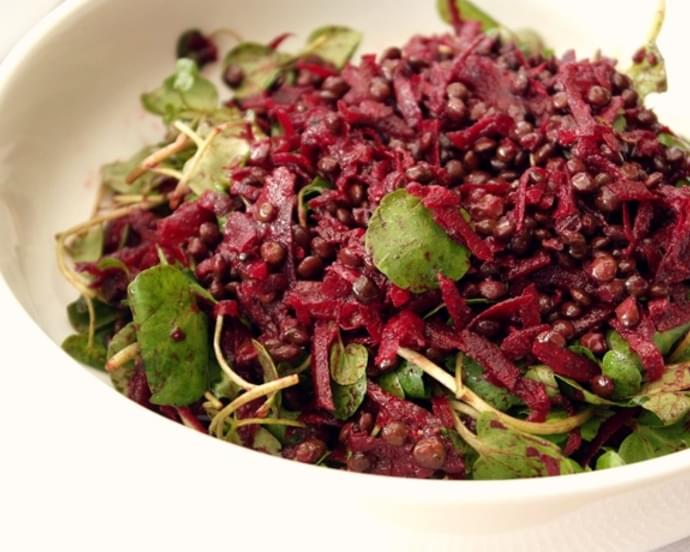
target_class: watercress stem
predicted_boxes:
[105,342,140,373]
[213,315,257,391]
[126,131,190,184]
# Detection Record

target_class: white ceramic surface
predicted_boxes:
[2,1,690,550]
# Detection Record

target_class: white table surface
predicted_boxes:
[1,2,688,551]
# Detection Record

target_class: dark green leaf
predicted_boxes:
[142,58,219,122]
[67,297,121,334]
[458,354,521,411]
[128,264,210,406]
[618,422,690,464]
[580,414,607,442]
[626,3,667,100]
[66,227,103,263]
[365,189,470,293]
[305,26,362,69]
[96,257,130,276]
[329,340,368,386]
[62,333,107,370]
[332,376,367,420]
[595,450,626,470]
[471,413,583,479]
[298,177,332,227]
[223,43,290,99]
[106,322,138,393]
[101,145,163,194]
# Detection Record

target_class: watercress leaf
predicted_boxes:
[253,339,280,383]
[329,341,368,386]
[569,344,601,366]
[266,408,301,443]
[365,189,470,293]
[66,227,103,263]
[62,333,107,370]
[458,354,521,411]
[142,58,219,122]
[128,264,210,406]
[223,43,290,99]
[210,367,242,401]
[524,365,560,399]
[602,349,643,400]
[471,413,583,479]
[96,257,131,277]
[377,371,405,399]
[436,0,500,32]
[252,427,282,455]
[67,297,121,334]
[106,322,138,393]
[555,374,621,407]
[595,450,626,470]
[332,375,367,421]
[653,323,690,356]
[304,26,362,69]
[298,177,332,227]
[626,3,667,100]
[670,328,690,363]
[396,360,429,399]
[180,125,249,196]
[631,362,690,425]
[101,145,162,195]
[580,414,607,442]
[618,422,690,464]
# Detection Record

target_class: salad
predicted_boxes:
[57,0,690,479]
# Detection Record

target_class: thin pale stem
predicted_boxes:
[106,343,140,373]
[233,418,305,429]
[398,347,592,436]
[214,315,256,391]
[126,132,190,184]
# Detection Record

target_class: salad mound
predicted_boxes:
[57,0,690,479]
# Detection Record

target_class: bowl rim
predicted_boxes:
[2,0,690,504]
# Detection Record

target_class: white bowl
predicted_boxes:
[2,0,690,550]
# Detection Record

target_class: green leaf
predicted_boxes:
[377,371,405,399]
[329,340,368,386]
[436,0,500,32]
[396,360,429,399]
[142,58,219,122]
[128,264,210,406]
[210,365,242,401]
[365,189,471,293]
[253,339,280,383]
[618,422,690,464]
[626,3,667,100]
[101,145,163,195]
[106,322,138,393]
[470,413,583,479]
[555,374,621,407]
[459,354,521,411]
[182,122,250,196]
[298,177,332,227]
[595,450,626,470]
[62,333,107,370]
[602,332,643,400]
[252,427,282,455]
[66,227,103,263]
[631,362,690,425]
[653,323,690,355]
[67,297,121,334]
[96,257,131,276]
[613,115,627,132]
[581,414,607,442]
[223,43,290,99]
[525,365,560,399]
[670,328,690,363]
[332,376,367,421]
[305,26,362,69]
[658,132,690,152]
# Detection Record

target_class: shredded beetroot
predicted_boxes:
[457,330,521,391]
[438,273,472,330]
[532,340,600,383]
[375,310,426,369]
[312,320,338,412]
[501,325,551,360]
